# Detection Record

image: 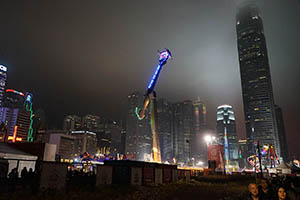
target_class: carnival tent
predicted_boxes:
[0,143,38,176]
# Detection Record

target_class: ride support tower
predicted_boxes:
[135,49,172,163]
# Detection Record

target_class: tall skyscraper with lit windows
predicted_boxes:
[236,4,280,156]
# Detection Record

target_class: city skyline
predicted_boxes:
[0,1,299,157]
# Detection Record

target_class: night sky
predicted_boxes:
[0,1,299,157]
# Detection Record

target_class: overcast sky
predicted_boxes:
[0,0,299,157]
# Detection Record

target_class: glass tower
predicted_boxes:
[216,105,239,161]
[236,4,280,156]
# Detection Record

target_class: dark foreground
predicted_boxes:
[0,179,248,200]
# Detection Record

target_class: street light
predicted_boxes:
[204,135,216,145]
[197,161,204,166]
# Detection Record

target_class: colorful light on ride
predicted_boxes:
[147,49,171,90]
[6,89,25,97]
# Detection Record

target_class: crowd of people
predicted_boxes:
[245,177,300,200]
[6,167,37,193]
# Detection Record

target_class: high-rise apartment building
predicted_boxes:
[63,115,82,131]
[173,100,193,164]
[216,105,239,161]
[236,4,280,156]
[125,92,152,161]
[157,99,173,162]
[0,65,7,107]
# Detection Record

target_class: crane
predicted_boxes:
[135,49,172,162]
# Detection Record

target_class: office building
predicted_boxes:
[236,4,280,156]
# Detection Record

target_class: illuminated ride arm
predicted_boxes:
[135,49,172,120]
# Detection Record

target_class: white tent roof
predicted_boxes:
[0,143,37,160]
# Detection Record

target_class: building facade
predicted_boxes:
[82,114,101,132]
[157,98,173,162]
[63,115,82,131]
[192,98,207,165]
[173,100,193,165]
[0,107,31,142]
[71,130,97,156]
[49,133,76,161]
[125,92,152,161]
[236,4,280,156]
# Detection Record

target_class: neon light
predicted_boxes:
[147,64,161,89]
[135,107,143,120]
[6,89,25,97]
[7,126,21,142]
[24,92,34,142]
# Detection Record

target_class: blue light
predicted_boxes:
[147,64,161,89]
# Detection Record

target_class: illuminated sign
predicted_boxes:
[0,65,7,72]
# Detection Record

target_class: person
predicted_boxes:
[259,178,274,200]
[21,167,28,189]
[275,186,289,200]
[246,183,261,200]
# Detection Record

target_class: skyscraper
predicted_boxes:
[125,92,152,161]
[82,114,101,132]
[0,89,33,142]
[157,98,173,162]
[63,115,82,131]
[236,4,280,156]
[0,65,7,107]
[192,98,207,165]
[173,100,193,164]
[216,105,239,161]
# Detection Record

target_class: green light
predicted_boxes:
[135,107,143,120]
[24,93,34,142]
